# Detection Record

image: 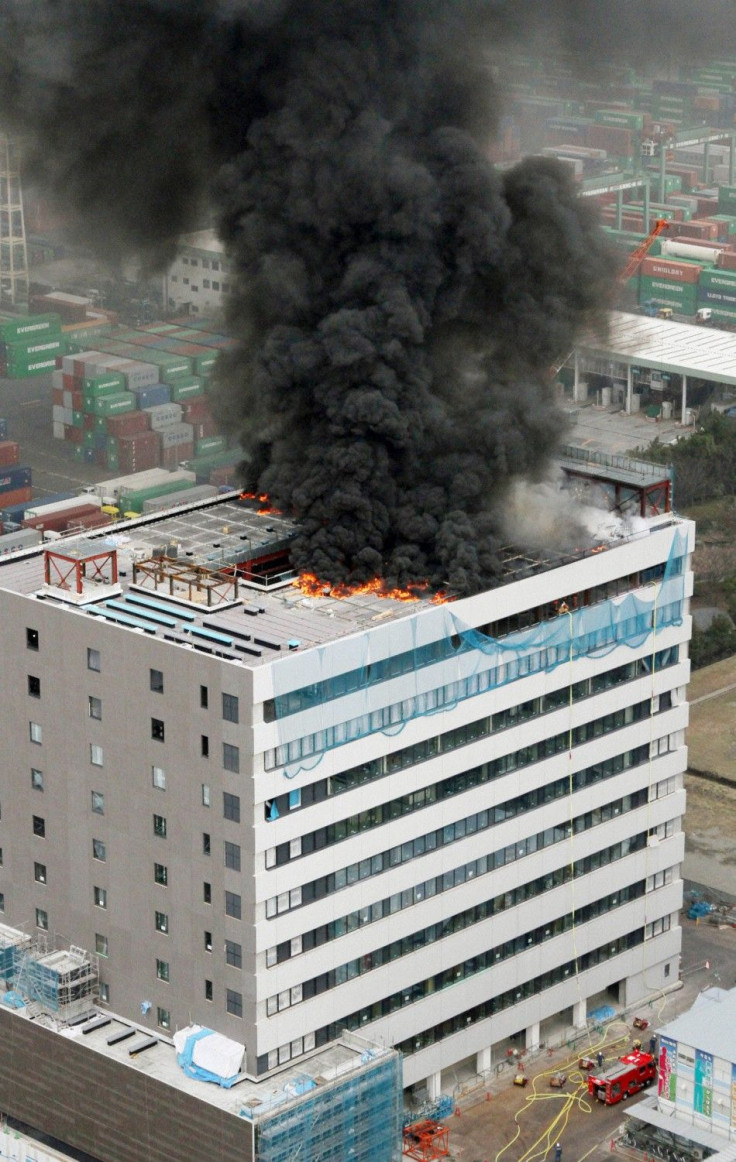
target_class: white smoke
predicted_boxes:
[502,469,649,552]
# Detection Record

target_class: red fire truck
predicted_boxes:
[587,1050,657,1106]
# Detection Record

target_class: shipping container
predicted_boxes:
[0,486,33,511]
[143,403,184,431]
[84,392,137,418]
[106,411,150,438]
[161,443,194,471]
[168,376,204,402]
[0,465,32,493]
[90,468,196,502]
[82,372,126,396]
[133,384,172,410]
[25,494,101,520]
[0,527,42,555]
[141,483,218,513]
[0,441,20,468]
[639,256,702,284]
[119,478,196,513]
[22,504,101,533]
[160,422,195,449]
[639,278,699,313]
[195,435,227,456]
[0,313,62,344]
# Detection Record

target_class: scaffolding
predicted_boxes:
[402,1121,450,1161]
[0,922,32,985]
[133,555,240,607]
[0,131,29,306]
[12,942,99,1023]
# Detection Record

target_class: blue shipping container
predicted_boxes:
[29,491,77,509]
[134,384,171,410]
[0,465,32,493]
[0,505,27,524]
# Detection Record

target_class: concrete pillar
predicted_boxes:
[573,998,587,1029]
[626,363,633,415]
[526,1022,541,1052]
[681,374,688,426]
[615,189,623,231]
[476,1046,492,1074]
[426,1070,442,1102]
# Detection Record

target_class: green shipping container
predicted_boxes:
[5,357,59,377]
[83,372,126,396]
[5,336,65,360]
[106,453,120,472]
[169,379,204,402]
[593,109,645,130]
[86,392,137,417]
[71,411,84,428]
[639,278,698,313]
[195,435,226,456]
[700,269,736,291]
[119,479,196,512]
[0,313,62,344]
[718,186,736,215]
[106,437,119,456]
[72,445,85,463]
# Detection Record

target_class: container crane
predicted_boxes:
[551,218,670,377]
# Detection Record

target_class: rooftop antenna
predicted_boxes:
[0,130,29,308]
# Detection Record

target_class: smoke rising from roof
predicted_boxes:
[2,1,730,592]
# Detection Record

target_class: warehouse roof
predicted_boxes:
[657,986,736,1064]
[580,310,736,385]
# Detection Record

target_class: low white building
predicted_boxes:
[163,229,232,316]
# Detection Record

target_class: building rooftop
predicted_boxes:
[179,230,226,254]
[581,310,736,385]
[658,986,736,1064]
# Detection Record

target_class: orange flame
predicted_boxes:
[590,544,607,554]
[239,490,283,515]
[293,572,448,604]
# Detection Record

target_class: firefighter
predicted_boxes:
[596,1051,604,1068]
[554,1144,562,1162]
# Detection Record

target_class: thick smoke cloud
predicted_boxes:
[1,1,732,591]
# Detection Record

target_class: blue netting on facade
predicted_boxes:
[252,1052,402,1162]
[271,529,687,779]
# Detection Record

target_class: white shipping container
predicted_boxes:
[62,391,73,409]
[160,422,195,448]
[141,483,217,513]
[118,361,159,391]
[52,405,66,424]
[52,369,64,390]
[52,421,65,440]
[660,239,725,264]
[25,494,102,519]
[144,403,184,431]
[91,467,197,501]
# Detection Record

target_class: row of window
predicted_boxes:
[263,567,680,724]
[265,741,658,918]
[267,880,649,1015]
[259,928,651,1074]
[264,649,678,821]
[264,609,682,770]
[266,829,666,968]
[265,698,660,870]
[29,721,240,777]
[180,255,229,271]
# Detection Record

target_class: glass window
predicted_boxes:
[223,792,240,822]
[225,940,242,969]
[34,862,46,884]
[157,1007,170,1030]
[200,685,208,709]
[33,815,45,838]
[29,722,42,744]
[222,693,239,723]
[151,718,165,742]
[204,930,213,952]
[88,695,102,720]
[99,982,109,1003]
[36,908,48,930]
[153,814,167,838]
[95,933,108,956]
[201,784,211,807]
[91,791,105,815]
[223,743,239,773]
[26,628,39,650]
[201,735,209,757]
[155,911,169,934]
[28,675,40,697]
[226,989,243,1018]
[90,744,103,766]
[150,669,164,694]
[87,648,101,672]
[154,863,168,886]
[205,979,213,1001]
[225,841,241,872]
[92,838,106,861]
[31,768,43,791]
[156,959,170,982]
[203,832,211,855]
[225,891,241,919]
[94,886,107,908]
[152,766,166,790]
[203,881,212,904]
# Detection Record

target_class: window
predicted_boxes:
[222,693,239,723]
[150,669,164,694]
[155,911,169,934]
[152,766,166,790]
[203,279,210,289]
[153,814,167,838]
[94,886,107,908]
[26,627,39,650]
[36,908,48,931]
[289,788,301,810]
[29,722,42,744]
[223,743,239,773]
[151,718,165,742]
[31,768,44,792]
[203,832,211,856]
[203,882,212,904]
[204,931,213,952]
[92,838,106,862]
[205,979,213,1001]
[223,792,240,823]
[88,696,102,720]
[28,675,40,698]
[191,285,199,293]
[225,891,241,920]
[34,862,46,884]
[225,940,242,969]
[157,1007,171,1030]
[201,784,211,807]
[201,735,209,758]
[95,934,108,957]
[87,648,101,672]
[0,893,4,913]
[226,989,243,1018]
[200,685,209,709]
[154,863,168,886]
[224,841,241,872]
[33,815,45,838]
[91,791,105,815]
[156,959,170,982]
[90,744,103,766]
[212,260,219,271]
[99,982,110,1003]
[212,281,220,291]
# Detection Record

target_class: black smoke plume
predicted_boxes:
[1,1,731,592]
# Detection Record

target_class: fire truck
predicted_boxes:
[587,1050,657,1106]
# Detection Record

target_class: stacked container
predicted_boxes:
[0,313,66,378]
[639,256,702,316]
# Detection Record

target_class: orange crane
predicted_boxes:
[552,217,670,376]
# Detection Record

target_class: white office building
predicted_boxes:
[0,487,692,1098]
[163,229,231,316]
